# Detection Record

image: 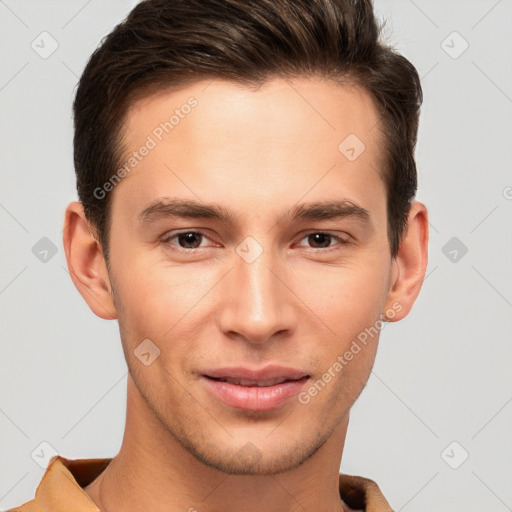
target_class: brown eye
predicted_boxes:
[161,231,210,249]
[307,233,333,248]
[295,231,351,251]
[177,232,203,248]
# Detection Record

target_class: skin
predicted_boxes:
[63,76,428,512]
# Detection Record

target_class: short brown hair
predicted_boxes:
[73,0,422,261]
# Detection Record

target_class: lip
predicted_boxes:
[201,365,310,411]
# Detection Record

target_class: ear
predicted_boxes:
[383,201,429,322]
[62,201,118,320]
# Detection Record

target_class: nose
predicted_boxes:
[217,243,297,346]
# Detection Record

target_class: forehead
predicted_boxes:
[113,76,386,221]
[123,76,383,153]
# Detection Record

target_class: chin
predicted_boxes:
[173,426,329,476]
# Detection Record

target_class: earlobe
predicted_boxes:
[383,201,429,322]
[62,201,118,320]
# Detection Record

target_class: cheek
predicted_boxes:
[110,254,219,346]
[303,274,386,408]
[291,258,390,342]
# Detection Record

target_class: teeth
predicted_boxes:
[219,377,289,386]
[254,378,287,387]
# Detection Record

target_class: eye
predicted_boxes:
[296,232,350,250]
[161,231,214,250]
[159,230,350,252]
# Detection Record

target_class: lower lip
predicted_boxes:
[202,376,309,411]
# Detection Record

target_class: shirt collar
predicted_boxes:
[18,455,392,512]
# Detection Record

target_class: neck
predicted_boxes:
[84,375,352,512]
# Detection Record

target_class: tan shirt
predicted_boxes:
[6,455,393,511]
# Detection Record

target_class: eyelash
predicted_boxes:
[159,230,351,252]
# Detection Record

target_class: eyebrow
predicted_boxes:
[138,198,371,226]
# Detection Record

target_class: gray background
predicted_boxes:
[1,0,511,510]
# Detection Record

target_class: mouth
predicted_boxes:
[201,366,310,411]
[205,376,301,387]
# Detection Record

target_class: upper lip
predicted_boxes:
[202,365,309,382]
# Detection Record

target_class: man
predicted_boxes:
[8,0,428,510]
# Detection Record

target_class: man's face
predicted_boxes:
[106,77,397,474]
